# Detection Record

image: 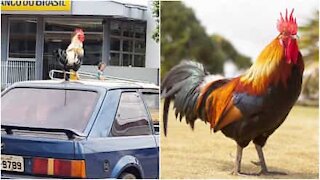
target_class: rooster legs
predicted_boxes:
[254,144,287,176]
[255,144,268,172]
[231,144,282,176]
[231,145,254,176]
[234,144,242,174]
[231,145,251,176]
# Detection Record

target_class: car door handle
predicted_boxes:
[104,160,110,172]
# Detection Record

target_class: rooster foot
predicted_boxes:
[258,169,287,176]
[230,170,258,177]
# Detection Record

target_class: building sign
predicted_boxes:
[1,0,71,11]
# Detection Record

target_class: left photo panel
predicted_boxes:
[1,0,160,179]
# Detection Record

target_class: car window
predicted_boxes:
[111,92,151,136]
[1,88,99,132]
[141,92,159,123]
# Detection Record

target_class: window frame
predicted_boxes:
[139,89,159,122]
[7,17,38,61]
[109,89,154,137]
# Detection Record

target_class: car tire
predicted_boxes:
[119,172,136,179]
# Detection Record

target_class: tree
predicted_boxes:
[299,11,319,64]
[161,1,225,77]
[152,0,159,43]
[161,1,251,78]
[298,11,319,105]
[211,35,251,69]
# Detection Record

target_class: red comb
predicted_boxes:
[277,9,298,35]
[74,28,84,35]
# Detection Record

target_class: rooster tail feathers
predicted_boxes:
[161,60,209,135]
[163,98,171,136]
[53,49,68,69]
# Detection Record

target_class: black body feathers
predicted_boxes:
[53,49,82,72]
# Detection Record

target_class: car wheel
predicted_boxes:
[119,172,136,179]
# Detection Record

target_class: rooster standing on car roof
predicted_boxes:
[54,28,85,80]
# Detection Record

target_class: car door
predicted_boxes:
[109,90,159,178]
[81,90,159,178]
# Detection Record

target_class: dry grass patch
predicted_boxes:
[160,105,319,179]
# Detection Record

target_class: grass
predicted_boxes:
[160,105,319,179]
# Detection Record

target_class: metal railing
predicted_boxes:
[49,69,150,83]
[1,60,36,89]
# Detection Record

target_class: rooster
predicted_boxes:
[53,28,85,80]
[162,9,304,176]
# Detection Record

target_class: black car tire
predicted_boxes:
[119,172,136,179]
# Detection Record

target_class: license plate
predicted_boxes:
[1,155,24,172]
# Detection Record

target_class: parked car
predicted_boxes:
[1,79,159,179]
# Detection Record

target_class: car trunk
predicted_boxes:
[1,86,103,178]
[1,130,86,178]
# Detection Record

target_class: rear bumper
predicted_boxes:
[1,172,55,179]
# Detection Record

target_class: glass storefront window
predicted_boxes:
[123,54,133,66]
[110,21,121,36]
[110,38,121,51]
[9,19,37,59]
[135,40,145,53]
[45,19,102,32]
[109,21,146,67]
[123,40,133,52]
[122,23,134,37]
[82,34,103,65]
[135,24,145,38]
[109,53,120,66]
[134,55,145,67]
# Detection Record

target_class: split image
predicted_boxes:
[1,0,319,179]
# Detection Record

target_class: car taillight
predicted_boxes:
[32,157,86,178]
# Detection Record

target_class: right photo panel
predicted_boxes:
[160,0,319,179]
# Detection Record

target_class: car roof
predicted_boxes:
[10,79,159,90]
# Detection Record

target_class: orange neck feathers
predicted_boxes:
[237,37,293,95]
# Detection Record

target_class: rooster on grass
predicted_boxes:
[53,28,85,80]
[162,9,304,176]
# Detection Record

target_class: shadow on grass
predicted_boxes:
[214,159,318,179]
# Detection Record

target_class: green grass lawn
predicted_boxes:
[160,105,319,179]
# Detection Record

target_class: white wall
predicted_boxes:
[145,1,160,69]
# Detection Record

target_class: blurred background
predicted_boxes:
[161,0,319,106]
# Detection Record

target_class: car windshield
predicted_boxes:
[1,88,99,132]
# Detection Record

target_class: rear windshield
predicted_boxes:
[1,88,99,132]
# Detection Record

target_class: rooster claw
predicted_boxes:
[258,170,287,176]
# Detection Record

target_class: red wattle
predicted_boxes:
[285,39,298,64]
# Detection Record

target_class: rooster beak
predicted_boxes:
[291,34,299,39]
[279,39,284,46]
